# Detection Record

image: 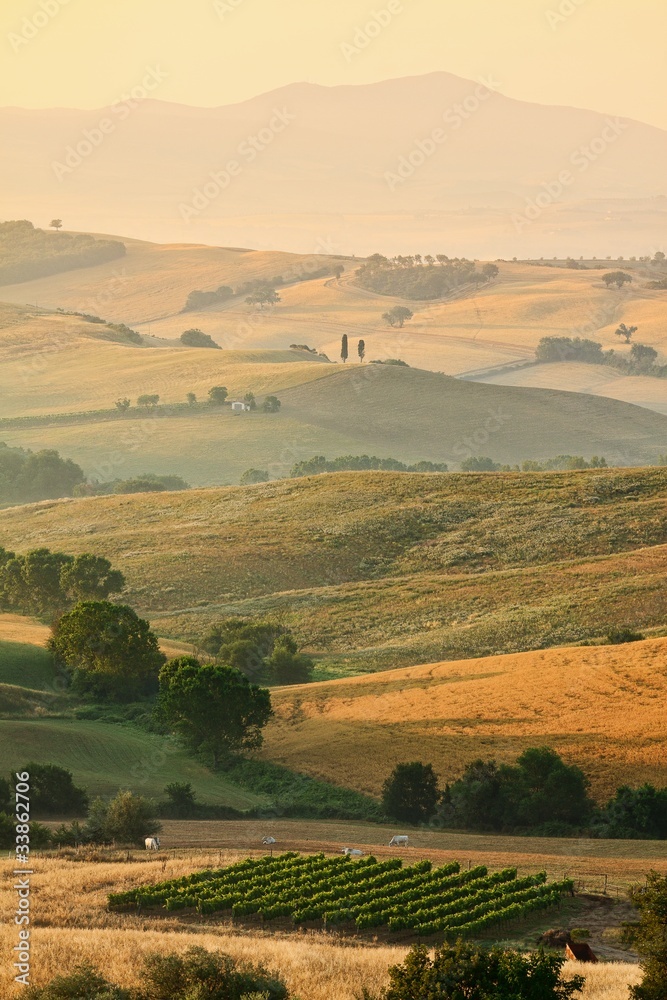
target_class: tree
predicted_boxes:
[49,219,63,231]
[630,343,657,369]
[0,548,72,615]
[598,785,667,839]
[262,395,281,413]
[103,790,161,845]
[24,450,84,499]
[14,763,88,817]
[49,601,166,701]
[357,339,366,362]
[333,264,344,279]
[186,391,196,405]
[245,286,280,308]
[654,251,666,262]
[382,306,414,328]
[60,554,125,603]
[480,262,499,281]
[628,873,667,1000]
[180,328,221,349]
[603,270,633,289]
[158,657,273,767]
[340,334,348,363]
[114,397,131,412]
[137,393,160,407]
[164,782,198,818]
[240,468,269,485]
[243,391,257,411]
[264,634,314,685]
[208,385,228,405]
[382,762,439,825]
[615,323,638,343]
[382,942,584,1000]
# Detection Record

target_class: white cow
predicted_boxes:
[145,837,161,850]
[262,836,277,845]
[389,835,409,847]
[341,847,363,856]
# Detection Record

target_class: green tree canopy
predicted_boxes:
[49,601,165,700]
[201,619,313,685]
[158,657,273,767]
[382,942,583,1000]
[0,549,125,617]
[628,872,667,1000]
[208,385,229,405]
[13,763,88,817]
[382,761,439,825]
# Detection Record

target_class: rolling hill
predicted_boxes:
[3,467,667,674]
[262,637,667,802]
[2,361,667,486]
[2,72,667,256]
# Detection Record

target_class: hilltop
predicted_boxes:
[3,467,667,671]
[262,637,667,802]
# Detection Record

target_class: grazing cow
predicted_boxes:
[145,837,160,850]
[341,847,363,856]
[389,835,409,847]
[262,836,277,845]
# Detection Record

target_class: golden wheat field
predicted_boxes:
[264,638,667,800]
[0,852,642,998]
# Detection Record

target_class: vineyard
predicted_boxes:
[109,853,573,939]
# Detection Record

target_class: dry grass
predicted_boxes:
[0,850,643,998]
[264,637,667,800]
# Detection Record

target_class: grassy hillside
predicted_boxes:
[3,467,667,672]
[0,639,56,691]
[262,637,667,802]
[0,236,342,324]
[0,717,265,808]
[2,363,667,487]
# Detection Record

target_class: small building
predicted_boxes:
[231,401,250,412]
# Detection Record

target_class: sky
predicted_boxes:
[0,0,665,130]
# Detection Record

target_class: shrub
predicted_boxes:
[100,790,161,846]
[381,942,584,1000]
[137,946,288,1000]
[23,963,131,999]
[607,627,645,644]
[180,328,221,349]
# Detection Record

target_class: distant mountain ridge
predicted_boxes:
[1,72,666,256]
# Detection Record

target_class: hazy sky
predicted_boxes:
[1,0,665,129]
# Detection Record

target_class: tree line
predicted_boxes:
[381,748,667,840]
[0,548,124,617]
[290,454,449,477]
[355,253,499,300]
[536,334,666,377]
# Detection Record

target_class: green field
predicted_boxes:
[0,718,266,808]
[0,639,57,691]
